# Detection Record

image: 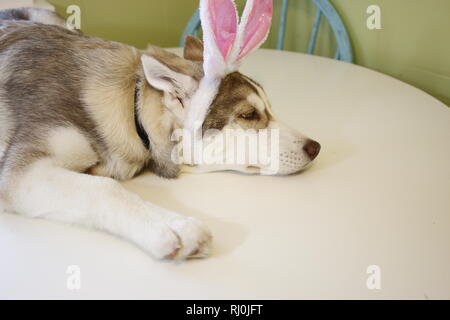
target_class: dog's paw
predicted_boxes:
[165,216,213,259]
[144,221,182,259]
[145,216,212,260]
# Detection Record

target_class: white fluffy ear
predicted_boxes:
[141,55,194,97]
[200,0,238,77]
[235,0,273,62]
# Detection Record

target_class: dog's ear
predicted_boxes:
[183,35,204,62]
[141,54,195,97]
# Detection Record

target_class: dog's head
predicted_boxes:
[140,36,320,176]
[139,0,319,176]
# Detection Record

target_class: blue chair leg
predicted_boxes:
[276,0,289,50]
[334,49,340,60]
[179,8,201,47]
[307,8,322,55]
[311,0,353,62]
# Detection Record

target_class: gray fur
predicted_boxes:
[0,20,107,174]
[0,9,199,181]
[0,8,270,185]
[0,8,30,21]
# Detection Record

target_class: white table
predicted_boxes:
[1,49,449,299]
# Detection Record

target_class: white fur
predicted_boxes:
[1,127,212,259]
[141,55,197,98]
[47,127,98,171]
[6,157,212,259]
[247,92,266,113]
[184,88,313,175]
[243,79,311,174]
[183,0,233,134]
[268,121,310,175]
[184,76,221,135]
[27,7,66,27]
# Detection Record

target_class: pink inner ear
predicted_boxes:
[208,0,238,60]
[238,0,273,60]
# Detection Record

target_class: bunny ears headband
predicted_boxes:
[184,0,273,134]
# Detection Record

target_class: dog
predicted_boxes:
[0,7,320,260]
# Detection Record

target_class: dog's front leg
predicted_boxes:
[4,158,212,259]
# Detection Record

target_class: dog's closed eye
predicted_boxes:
[238,109,259,121]
[177,97,184,108]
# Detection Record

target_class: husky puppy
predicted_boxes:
[0,8,320,259]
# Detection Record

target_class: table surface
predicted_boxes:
[1,49,449,299]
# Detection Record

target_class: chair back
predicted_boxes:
[179,0,353,63]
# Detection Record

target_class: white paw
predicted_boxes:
[166,216,213,259]
[146,216,212,260]
[143,221,181,259]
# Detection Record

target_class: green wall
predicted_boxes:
[48,0,449,106]
[331,0,450,106]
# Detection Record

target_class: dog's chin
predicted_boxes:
[234,162,316,176]
[245,166,261,174]
[256,160,316,176]
[181,161,316,176]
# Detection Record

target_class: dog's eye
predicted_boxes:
[177,97,184,108]
[238,110,259,121]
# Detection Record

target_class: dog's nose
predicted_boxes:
[303,139,321,160]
